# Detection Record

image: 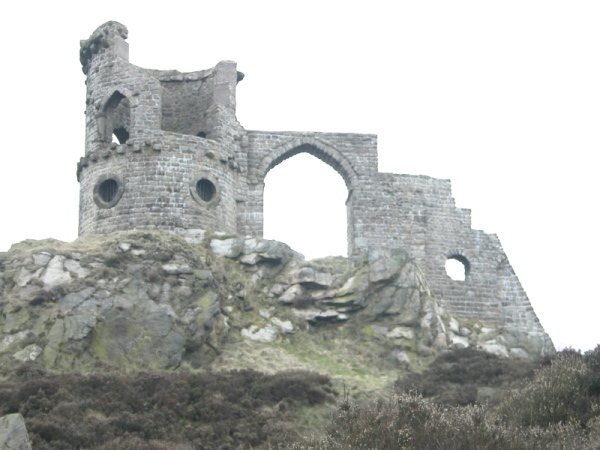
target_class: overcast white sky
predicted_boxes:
[0,1,598,352]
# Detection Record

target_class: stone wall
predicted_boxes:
[77,22,549,342]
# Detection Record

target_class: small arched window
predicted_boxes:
[103,91,131,143]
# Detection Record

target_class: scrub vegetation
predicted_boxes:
[1,346,599,449]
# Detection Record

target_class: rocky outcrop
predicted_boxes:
[0,230,553,374]
[0,414,32,450]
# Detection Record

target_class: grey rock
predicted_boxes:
[3,310,30,334]
[210,237,245,258]
[433,332,448,350]
[336,276,357,296]
[448,317,460,334]
[59,287,96,313]
[0,413,32,450]
[162,263,193,275]
[368,248,407,283]
[387,327,415,340]
[480,341,509,358]
[269,283,285,296]
[459,326,472,336]
[291,307,321,321]
[238,253,261,265]
[370,325,389,337]
[179,229,206,244]
[390,349,411,364]
[279,284,303,304]
[41,256,72,288]
[64,259,90,278]
[510,348,530,359]
[288,267,333,287]
[310,309,348,323]
[308,289,336,300]
[33,252,52,267]
[0,331,30,353]
[241,324,279,342]
[271,317,294,334]
[451,335,470,348]
[13,344,42,362]
[245,239,294,264]
[16,268,36,288]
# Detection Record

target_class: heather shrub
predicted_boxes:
[584,345,600,396]
[293,390,598,449]
[395,347,542,406]
[292,348,600,449]
[499,346,600,429]
[0,366,333,449]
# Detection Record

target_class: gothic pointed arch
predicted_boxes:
[99,89,134,143]
[257,137,359,191]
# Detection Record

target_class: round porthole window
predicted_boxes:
[93,176,124,208]
[197,179,216,202]
[99,179,118,203]
[190,174,220,206]
[445,254,470,281]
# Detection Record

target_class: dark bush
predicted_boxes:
[0,367,333,449]
[395,347,542,406]
[294,390,600,449]
[498,346,600,429]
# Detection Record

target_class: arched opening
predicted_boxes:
[104,91,130,143]
[445,255,470,281]
[263,153,348,260]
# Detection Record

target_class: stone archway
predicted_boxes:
[257,138,358,190]
[241,137,360,256]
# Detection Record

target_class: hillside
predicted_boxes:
[1,230,552,381]
[0,230,567,448]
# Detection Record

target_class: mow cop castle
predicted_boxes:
[77,22,548,338]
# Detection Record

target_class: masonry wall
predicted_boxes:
[77,22,551,349]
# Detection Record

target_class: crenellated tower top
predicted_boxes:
[80,21,129,75]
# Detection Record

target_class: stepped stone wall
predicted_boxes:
[76,21,550,341]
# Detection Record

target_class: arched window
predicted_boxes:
[103,91,130,143]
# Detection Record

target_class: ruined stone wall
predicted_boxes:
[237,130,378,254]
[159,75,210,136]
[77,22,549,343]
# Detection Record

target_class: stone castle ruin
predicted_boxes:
[77,21,547,339]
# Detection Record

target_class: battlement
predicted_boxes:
[77,22,551,344]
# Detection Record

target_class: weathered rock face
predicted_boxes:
[0,231,553,374]
[0,413,32,450]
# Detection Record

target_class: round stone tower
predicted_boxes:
[77,21,247,237]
